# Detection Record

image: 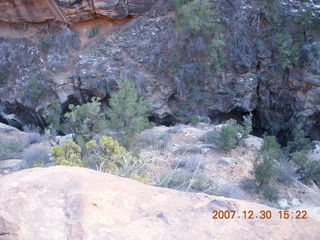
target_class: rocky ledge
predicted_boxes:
[0,0,155,23]
[0,166,319,240]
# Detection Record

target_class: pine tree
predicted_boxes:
[63,97,105,144]
[106,78,152,149]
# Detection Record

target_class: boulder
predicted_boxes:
[241,136,264,152]
[1,167,319,240]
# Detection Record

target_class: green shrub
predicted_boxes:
[159,169,192,189]
[174,0,214,34]
[86,136,148,181]
[273,32,303,72]
[262,185,279,202]
[240,113,253,139]
[0,139,25,160]
[51,140,82,166]
[187,115,200,125]
[218,125,238,151]
[254,135,283,188]
[305,161,320,185]
[191,173,215,192]
[63,97,106,144]
[139,131,172,151]
[287,123,312,153]
[276,160,295,185]
[45,101,62,133]
[200,119,242,151]
[20,146,50,169]
[28,76,45,99]
[208,38,225,74]
[158,169,215,193]
[0,69,7,85]
[292,152,308,168]
[261,135,283,160]
[254,154,276,188]
[39,38,50,53]
[106,78,152,150]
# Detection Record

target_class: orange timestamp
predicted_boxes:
[212,210,308,220]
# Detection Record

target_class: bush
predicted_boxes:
[139,131,172,151]
[106,78,152,149]
[274,32,302,71]
[26,133,43,145]
[28,76,45,99]
[305,161,320,185]
[0,139,25,160]
[241,113,253,139]
[208,38,225,74]
[63,97,106,144]
[254,135,283,187]
[287,123,312,153]
[0,69,7,85]
[262,185,279,202]
[253,135,285,201]
[20,146,50,169]
[191,173,215,192]
[86,136,147,181]
[159,169,192,189]
[254,154,275,188]
[218,183,246,200]
[39,38,50,53]
[158,168,215,193]
[277,160,296,185]
[200,119,243,151]
[51,140,82,166]
[174,0,214,34]
[187,115,200,125]
[45,101,62,133]
[292,152,308,168]
[240,178,257,194]
[261,135,283,160]
[218,125,238,151]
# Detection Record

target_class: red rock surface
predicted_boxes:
[0,0,153,23]
[0,166,319,240]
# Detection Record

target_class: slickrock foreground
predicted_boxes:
[0,166,319,240]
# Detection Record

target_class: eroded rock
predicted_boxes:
[0,166,319,239]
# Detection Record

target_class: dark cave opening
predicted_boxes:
[148,114,177,127]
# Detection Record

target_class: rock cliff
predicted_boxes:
[0,166,319,240]
[0,0,320,141]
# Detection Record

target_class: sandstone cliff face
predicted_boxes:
[0,0,155,23]
[0,166,319,240]
[0,0,319,140]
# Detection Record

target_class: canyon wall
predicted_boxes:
[0,0,319,140]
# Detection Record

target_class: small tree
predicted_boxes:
[174,0,214,34]
[51,140,82,166]
[292,151,308,168]
[253,135,282,201]
[86,136,147,181]
[86,136,126,173]
[28,76,45,99]
[45,101,63,144]
[106,79,152,149]
[63,97,105,144]
[218,124,238,151]
[287,123,312,153]
[261,135,283,160]
[241,113,253,139]
[254,154,276,187]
